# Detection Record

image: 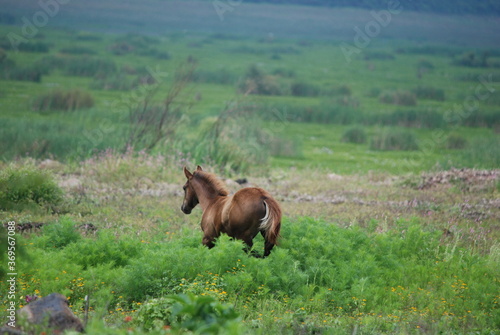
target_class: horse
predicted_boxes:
[181,166,282,257]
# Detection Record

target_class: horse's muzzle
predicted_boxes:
[181,205,192,214]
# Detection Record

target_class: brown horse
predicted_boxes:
[181,166,282,257]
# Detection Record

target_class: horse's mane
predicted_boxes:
[193,171,229,197]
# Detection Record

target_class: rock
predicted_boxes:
[17,293,84,333]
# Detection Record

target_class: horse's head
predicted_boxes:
[181,166,202,214]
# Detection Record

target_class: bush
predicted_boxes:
[38,216,81,249]
[341,127,367,144]
[462,110,500,128]
[3,66,42,82]
[412,86,445,101]
[135,294,241,333]
[59,46,97,55]
[379,90,418,106]
[416,59,435,71]
[0,52,42,82]
[32,89,94,112]
[0,164,63,210]
[446,133,467,149]
[238,64,284,96]
[65,231,141,269]
[191,69,238,85]
[64,56,117,77]
[457,137,500,169]
[290,81,321,97]
[0,38,49,52]
[90,74,137,91]
[378,109,444,128]
[364,51,395,60]
[452,52,490,68]
[370,129,419,151]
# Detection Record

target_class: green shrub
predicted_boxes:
[32,89,94,112]
[169,294,241,334]
[0,165,63,210]
[136,48,171,60]
[90,74,136,91]
[363,51,395,60]
[38,216,81,249]
[135,294,241,333]
[0,116,126,161]
[290,81,321,97]
[3,66,42,82]
[412,86,445,101]
[446,133,467,149]
[416,59,435,71]
[65,231,141,269]
[456,137,500,169]
[341,127,367,144]
[0,52,42,82]
[452,52,490,68]
[379,90,418,106]
[238,64,284,96]
[59,46,97,55]
[15,41,50,53]
[191,69,238,85]
[378,109,444,128]
[135,297,174,331]
[462,110,500,128]
[370,128,419,151]
[64,56,117,77]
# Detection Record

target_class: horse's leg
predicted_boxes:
[202,235,216,249]
[242,239,253,254]
[261,231,275,257]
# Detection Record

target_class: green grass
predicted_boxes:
[1,216,499,334]
[0,4,500,333]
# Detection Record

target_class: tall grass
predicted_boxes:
[379,90,418,106]
[64,56,117,77]
[341,127,367,144]
[377,109,445,128]
[32,89,95,112]
[370,128,419,151]
[0,116,127,161]
[453,137,500,169]
[0,164,63,211]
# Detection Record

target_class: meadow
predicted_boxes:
[1,1,500,333]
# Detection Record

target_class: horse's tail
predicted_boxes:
[260,196,282,245]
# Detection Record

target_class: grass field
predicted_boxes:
[1,1,500,333]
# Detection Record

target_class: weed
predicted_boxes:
[379,90,418,106]
[37,216,81,249]
[412,86,445,101]
[446,133,467,149]
[0,164,63,210]
[370,128,419,151]
[341,127,367,144]
[32,89,94,112]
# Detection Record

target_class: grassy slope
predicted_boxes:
[0,1,500,333]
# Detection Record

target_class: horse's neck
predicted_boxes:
[193,180,225,211]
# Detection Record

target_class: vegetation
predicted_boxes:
[32,89,95,112]
[0,164,63,211]
[0,2,499,334]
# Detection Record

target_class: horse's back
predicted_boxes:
[220,187,268,236]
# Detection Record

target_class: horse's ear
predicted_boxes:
[196,165,203,171]
[183,166,193,179]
